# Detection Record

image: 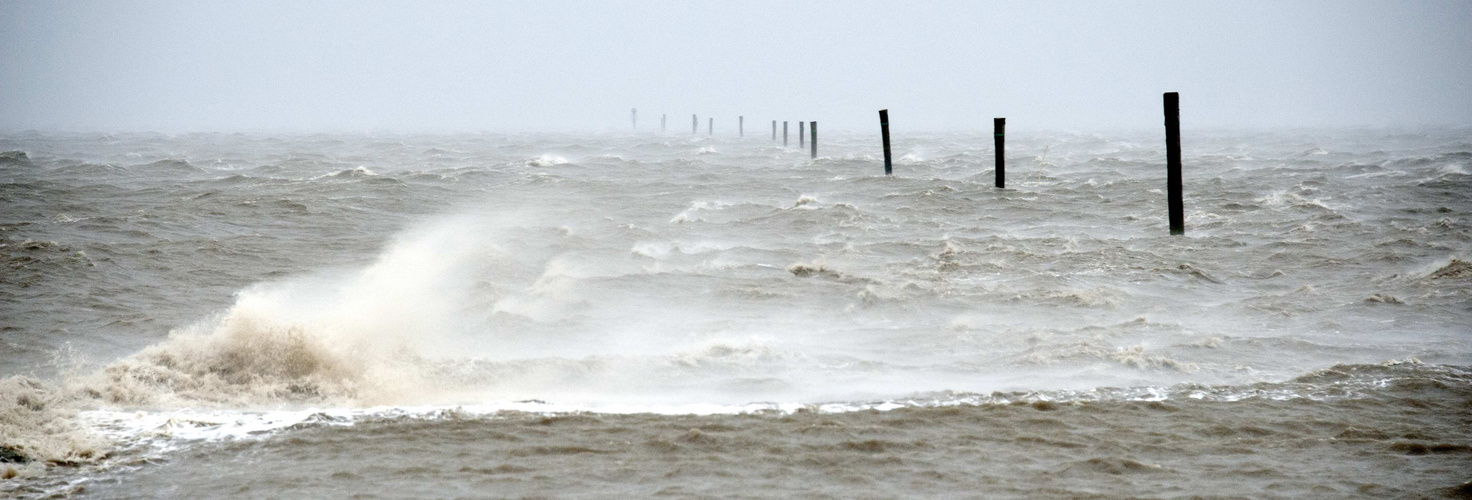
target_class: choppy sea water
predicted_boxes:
[1,129,1469,498]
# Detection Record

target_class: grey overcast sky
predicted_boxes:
[2,0,1469,132]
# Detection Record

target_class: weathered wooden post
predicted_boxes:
[739,116,744,137]
[879,109,892,175]
[708,117,713,136]
[1165,92,1184,235]
[810,121,817,159]
[799,121,805,148]
[772,120,777,141]
[692,114,698,135]
[994,118,1005,188]
[631,108,637,131]
[783,121,789,147]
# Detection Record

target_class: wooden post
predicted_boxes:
[799,121,805,148]
[810,121,817,159]
[772,120,777,141]
[1165,92,1184,235]
[994,118,1005,188]
[879,109,892,175]
[783,121,789,147]
[708,117,713,136]
[631,108,637,131]
[661,114,667,133]
[692,114,697,135]
[739,116,744,137]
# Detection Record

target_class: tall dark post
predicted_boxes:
[631,108,637,131]
[810,121,817,159]
[661,114,667,133]
[783,121,789,147]
[772,120,777,141]
[879,109,892,175]
[739,116,744,137]
[1165,92,1184,235]
[692,114,698,135]
[708,117,713,136]
[799,121,805,148]
[994,118,1005,188]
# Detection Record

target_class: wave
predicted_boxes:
[134,159,207,175]
[526,154,569,167]
[48,162,130,177]
[0,151,28,164]
[0,377,107,467]
[1022,341,1199,372]
[312,166,378,179]
[4,358,1462,470]
[1427,259,1471,280]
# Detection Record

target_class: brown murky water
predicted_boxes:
[2,130,1469,497]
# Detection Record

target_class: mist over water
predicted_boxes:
[1,129,1469,497]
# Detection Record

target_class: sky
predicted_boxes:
[1,0,1469,133]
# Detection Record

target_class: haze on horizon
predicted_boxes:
[1,0,1469,133]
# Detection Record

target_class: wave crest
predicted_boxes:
[89,311,376,406]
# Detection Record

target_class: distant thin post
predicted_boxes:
[994,118,1005,188]
[631,108,637,131]
[810,121,817,159]
[1165,92,1184,235]
[692,114,698,135]
[661,114,666,133]
[783,121,789,147]
[799,121,805,148]
[879,109,892,175]
[708,117,713,135]
[772,120,777,141]
[739,116,744,137]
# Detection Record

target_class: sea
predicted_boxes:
[1,128,1469,498]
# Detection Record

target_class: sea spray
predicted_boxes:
[0,377,107,467]
[75,214,552,407]
[0,214,540,469]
